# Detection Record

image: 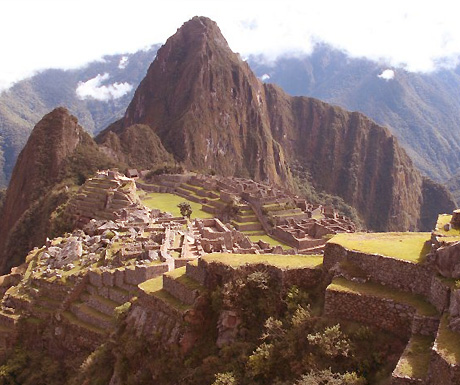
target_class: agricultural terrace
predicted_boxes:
[329,232,431,263]
[328,277,438,317]
[433,214,460,240]
[436,314,460,365]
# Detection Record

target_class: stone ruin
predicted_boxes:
[137,172,356,253]
[68,169,142,227]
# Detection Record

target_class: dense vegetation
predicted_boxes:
[42,268,405,385]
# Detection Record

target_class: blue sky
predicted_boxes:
[1,0,460,91]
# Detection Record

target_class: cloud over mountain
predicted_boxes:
[76,73,133,101]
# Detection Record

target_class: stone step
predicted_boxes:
[29,304,55,320]
[61,310,106,336]
[201,204,218,214]
[232,221,263,232]
[86,179,120,189]
[81,292,119,317]
[235,214,258,223]
[272,212,310,221]
[80,186,108,199]
[162,266,203,306]
[30,280,70,301]
[75,193,104,204]
[180,183,203,195]
[70,302,115,330]
[87,284,132,305]
[34,295,62,311]
[269,208,304,216]
[242,230,266,236]
[175,190,204,204]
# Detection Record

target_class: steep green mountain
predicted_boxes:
[0,46,159,187]
[0,107,116,273]
[98,16,454,232]
[248,45,460,185]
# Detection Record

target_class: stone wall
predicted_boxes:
[200,259,323,292]
[323,243,434,298]
[428,349,460,385]
[186,262,207,286]
[88,263,168,290]
[429,276,452,313]
[273,226,325,250]
[324,288,416,338]
[163,275,200,305]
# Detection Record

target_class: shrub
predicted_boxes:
[178,202,193,218]
[212,372,238,385]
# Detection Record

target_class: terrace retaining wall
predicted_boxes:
[324,243,435,298]
[324,288,416,339]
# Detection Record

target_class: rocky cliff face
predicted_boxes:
[97,16,453,231]
[0,107,114,273]
[98,16,292,186]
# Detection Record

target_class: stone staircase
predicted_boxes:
[138,265,204,314]
[262,202,310,224]
[231,206,263,232]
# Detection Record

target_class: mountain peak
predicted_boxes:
[175,16,229,47]
[97,18,455,232]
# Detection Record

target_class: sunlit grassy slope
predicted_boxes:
[329,232,431,263]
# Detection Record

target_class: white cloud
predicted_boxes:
[378,69,395,80]
[118,56,129,69]
[76,73,133,101]
[260,74,271,81]
[1,0,460,91]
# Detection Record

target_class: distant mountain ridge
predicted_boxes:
[0,45,159,187]
[0,16,454,274]
[97,16,454,231]
[2,34,460,198]
[248,45,460,185]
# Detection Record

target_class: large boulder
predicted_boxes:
[434,241,460,278]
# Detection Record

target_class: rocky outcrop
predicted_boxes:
[0,107,115,273]
[433,241,460,279]
[97,16,454,231]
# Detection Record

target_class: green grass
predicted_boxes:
[329,232,431,263]
[75,302,114,323]
[248,234,291,250]
[140,192,213,219]
[202,253,323,269]
[165,266,203,291]
[394,335,434,378]
[328,277,438,317]
[434,214,460,238]
[61,310,106,335]
[436,314,460,365]
[84,292,119,309]
[138,276,191,311]
[233,220,260,226]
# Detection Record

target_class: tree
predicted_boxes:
[178,202,192,218]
